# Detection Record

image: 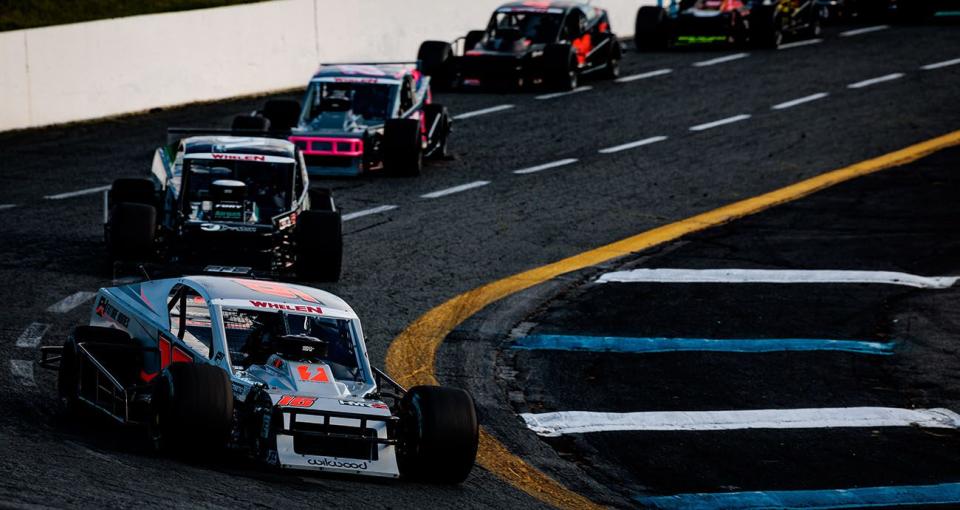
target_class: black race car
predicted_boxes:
[105,134,342,281]
[635,0,822,50]
[417,1,622,91]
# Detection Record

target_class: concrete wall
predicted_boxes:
[0,0,648,132]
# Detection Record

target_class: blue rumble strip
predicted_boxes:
[634,483,960,509]
[510,335,896,355]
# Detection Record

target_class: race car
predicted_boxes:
[41,275,479,482]
[417,1,622,91]
[105,134,342,281]
[236,63,451,177]
[635,0,822,50]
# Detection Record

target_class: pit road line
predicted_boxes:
[848,73,904,89]
[922,58,960,70]
[16,323,50,348]
[452,104,516,120]
[615,68,673,83]
[47,291,96,313]
[690,114,751,131]
[535,86,593,100]
[0,204,16,211]
[693,53,749,67]
[513,159,579,175]
[772,92,829,110]
[9,360,35,386]
[341,205,398,222]
[596,268,959,288]
[779,38,823,50]
[420,181,490,199]
[598,136,668,154]
[840,25,890,37]
[385,130,960,510]
[44,185,111,200]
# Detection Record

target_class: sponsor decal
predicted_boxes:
[231,381,249,400]
[339,399,389,410]
[234,279,320,303]
[277,395,317,407]
[307,457,369,470]
[210,153,266,161]
[94,297,130,327]
[333,77,380,84]
[250,300,323,314]
[200,223,258,233]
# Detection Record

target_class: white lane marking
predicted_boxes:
[0,204,16,211]
[521,407,960,436]
[16,323,50,348]
[615,68,673,83]
[693,52,749,67]
[341,205,398,222]
[778,38,823,50]
[535,86,593,100]
[598,136,669,155]
[848,73,905,89]
[47,291,97,314]
[513,158,579,175]
[922,58,960,71]
[597,268,960,288]
[772,92,830,110]
[840,25,890,37]
[44,185,111,200]
[10,360,35,386]
[452,104,516,120]
[689,114,751,132]
[420,180,491,199]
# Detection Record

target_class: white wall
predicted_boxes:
[0,0,648,132]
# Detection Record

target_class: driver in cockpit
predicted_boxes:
[241,312,286,366]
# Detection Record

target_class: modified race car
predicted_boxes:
[236,63,451,177]
[105,134,342,281]
[417,1,622,91]
[42,276,479,482]
[635,0,822,50]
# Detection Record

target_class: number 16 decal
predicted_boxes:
[297,365,329,383]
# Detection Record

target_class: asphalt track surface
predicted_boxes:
[0,21,959,509]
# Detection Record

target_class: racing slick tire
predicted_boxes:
[308,187,336,212]
[384,119,423,177]
[465,30,486,52]
[417,41,454,90]
[397,385,479,484]
[109,177,155,207]
[544,43,578,91]
[231,114,271,132]
[750,6,785,49]
[600,37,622,79]
[423,104,451,159]
[261,99,301,132]
[148,363,234,455]
[108,202,156,261]
[635,7,669,51]
[295,210,343,282]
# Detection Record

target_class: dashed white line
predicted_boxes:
[597,268,960,288]
[44,185,111,200]
[341,205,398,222]
[452,104,516,120]
[693,53,749,67]
[512,158,579,175]
[598,136,669,155]
[778,38,823,50]
[840,25,890,37]
[772,92,830,110]
[689,114,751,132]
[521,407,960,436]
[10,360,35,387]
[615,68,673,83]
[535,86,593,100]
[848,73,904,89]
[47,291,97,313]
[420,181,491,199]
[922,58,960,71]
[0,204,16,211]
[16,322,50,348]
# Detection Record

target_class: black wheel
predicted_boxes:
[423,104,450,159]
[308,187,336,212]
[750,7,784,49]
[108,202,156,260]
[397,385,479,484]
[148,363,233,455]
[635,7,669,51]
[417,41,454,90]
[465,30,485,52]
[109,177,155,207]
[261,99,301,131]
[295,209,343,282]
[231,114,270,132]
[544,43,577,91]
[384,119,423,177]
[601,39,622,79]
[57,338,81,415]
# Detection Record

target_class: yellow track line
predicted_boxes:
[386,130,960,509]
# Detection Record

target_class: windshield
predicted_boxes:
[183,159,294,223]
[303,82,394,125]
[222,308,364,382]
[489,12,563,44]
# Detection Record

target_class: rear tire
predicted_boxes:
[397,385,479,484]
[423,104,450,159]
[544,44,577,91]
[231,115,270,132]
[601,39,622,79]
[261,99,301,132]
[417,41,454,90]
[635,7,669,51]
[109,177,155,207]
[108,202,156,261]
[750,7,784,49]
[295,209,343,282]
[148,363,233,456]
[384,119,423,177]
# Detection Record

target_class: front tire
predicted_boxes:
[295,209,343,282]
[417,41,454,90]
[108,202,156,261]
[384,119,423,176]
[397,385,479,484]
[544,44,577,91]
[635,7,669,51]
[148,363,234,455]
